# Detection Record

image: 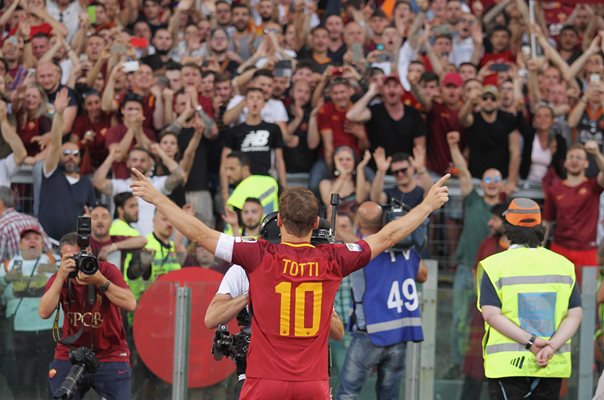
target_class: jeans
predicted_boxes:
[336,331,407,400]
[451,264,474,367]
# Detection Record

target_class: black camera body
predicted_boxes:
[53,347,100,399]
[382,199,428,252]
[69,216,99,278]
[212,309,251,375]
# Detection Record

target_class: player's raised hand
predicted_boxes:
[423,174,450,211]
[130,168,162,205]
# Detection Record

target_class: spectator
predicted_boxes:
[446,130,503,378]
[319,146,371,215]
[37,89,96,241]
[0,186,50,261]
[35,61,78,136]
[347,75,426,159]
[370,147,432,207]
[104,92,156,179]
[283,80,320,174]
[229,3,260,61]
[110,192,141,238]
[459,85,521,193]
[520,104,567,183]
[71,88,111,175]
[88,204,147,262]
[544,142,604,283]
[0,101,27,183]
[12,82,51,160]
[141,28,180,72]
[92,146,185,236]
[0,226,56,399]
[220,87,287,194]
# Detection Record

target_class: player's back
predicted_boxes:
[231,238,371,381]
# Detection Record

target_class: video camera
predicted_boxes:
[53,347,100,399]
[69,216,99,278]
[382,198,428,252]
[211,309,251,374]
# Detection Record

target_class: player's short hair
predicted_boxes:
[279,187,318,237]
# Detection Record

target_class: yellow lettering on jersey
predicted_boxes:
[282,259,320,277]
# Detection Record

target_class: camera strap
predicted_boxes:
[52,281,97,348]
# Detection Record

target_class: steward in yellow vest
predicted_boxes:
[477,198,583,400]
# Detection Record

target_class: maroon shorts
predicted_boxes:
[550,242,597,284]
[240,377,330,400]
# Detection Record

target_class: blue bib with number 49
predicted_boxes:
[361,250,424,346]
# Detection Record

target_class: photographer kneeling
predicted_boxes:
[39,227,137,400]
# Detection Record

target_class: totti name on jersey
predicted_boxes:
[282,258,320,277]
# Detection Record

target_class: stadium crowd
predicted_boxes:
[0,0,603,397]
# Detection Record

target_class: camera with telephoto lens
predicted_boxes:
[382,199,428,252]
[53,347,100,399]
[212,310,251,374]
[69,216,99,278]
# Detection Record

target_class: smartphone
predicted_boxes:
[490,63,509,72]
[351,43,363,63]
[123,61,140,73]
[13,260,22,273]
[275,60,292,70]
[376,52,393,63]
[79,54,88,63]
[376,44,384,51]
[110,43,126,55]
[87,5,97,24]
[591,74,601,83]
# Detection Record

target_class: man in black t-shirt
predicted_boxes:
[346,75,427,158]
[459,85,521,194]
[220,88,287,196]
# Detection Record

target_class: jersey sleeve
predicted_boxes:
[332,240,372,276]
[217,265,249,297]
[272,124,284,149]
[231,237,265,273]
[317,105,330,131]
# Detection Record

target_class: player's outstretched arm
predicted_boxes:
[365,174,450,259]
[130,168,221,254]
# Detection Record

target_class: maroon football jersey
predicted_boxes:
[45,261,130,363]
[232,238,371,381]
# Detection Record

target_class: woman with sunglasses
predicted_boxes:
[319,146,371,217]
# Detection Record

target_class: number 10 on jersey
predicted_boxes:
[275,282,323,337]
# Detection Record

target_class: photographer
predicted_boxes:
[39,231,136,399]
[336,201,428,400]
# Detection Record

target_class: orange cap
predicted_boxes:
[503,198,542,227]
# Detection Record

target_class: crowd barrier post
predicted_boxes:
[172,286,192,400]
[579,266,597,400]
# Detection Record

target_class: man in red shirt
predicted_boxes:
[39,232,137,399]
[317,77,368,167]
[131,169,450,399]
[544,141,604,283]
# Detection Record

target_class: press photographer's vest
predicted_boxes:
[478,247,575,379]
[109,219,141,273]
[126,233,180,299]
[350,250,423,346]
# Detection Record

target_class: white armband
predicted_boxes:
[215,233,235,263]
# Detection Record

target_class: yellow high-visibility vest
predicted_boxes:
[477,246,575,378]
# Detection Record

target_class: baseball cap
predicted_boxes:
[442,73,463,87]
[383,74,402,86]
[503,198,542,227]
[20,225,42,239]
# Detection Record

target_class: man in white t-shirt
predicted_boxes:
[92,147,185,235]
[223,69,289,139]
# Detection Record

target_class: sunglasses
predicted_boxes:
[482,93,497,101]
[483,176,501,184]
[392,167,409,175]
[63,149,80,156]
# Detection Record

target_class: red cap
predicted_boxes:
[20,225,42,238]
[383,74,402,86]
[442,72,463,87]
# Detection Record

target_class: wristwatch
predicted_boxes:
[98,279,111,293]
[525,334,536,350]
